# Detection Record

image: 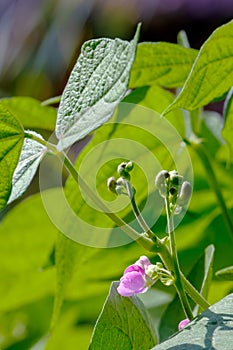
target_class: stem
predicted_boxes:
[25,131,210,310]
[41,95,61,106]
[192,142,233,242]
[165,196,194,320]
[130,193,154,239]
[62,154,157,251]
[157,244,210,310]
[24,132,59,154]
[25,130,155,251]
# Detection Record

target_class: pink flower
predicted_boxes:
[178,318,190,330]
[117,256,153,297]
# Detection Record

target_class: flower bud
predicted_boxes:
[125,161,134,172]
[117,162,131,180]
[169,170,183,187]
[115,177,127,195]
[178,318,190,330]
[107,177,117,194]
[155,170,169,188]
[169,187,177,196]
[177,181,192,206]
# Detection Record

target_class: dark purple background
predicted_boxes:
[0,0,233,100]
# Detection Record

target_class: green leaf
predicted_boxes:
[152,293,233,350]
[223,87,233,160]
[0,103,24,210]
[164,19,233,113]
[0,192,56,312]
[56,25,140,151]
[195,244,215,315]
[216,266,233,281]
[159,245,214,341]
[7,131,47,204]
[89,282,157,350]
[0,97,57,131]
[50,233,79,329]
[129,43,198,88]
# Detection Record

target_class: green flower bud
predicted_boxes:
[169,170,183,187]
[169,187,178,196]
[107,177,117,194]
[115,177,127,195]
[177,181,192,206]
[125,161,134,172]
[155,170,169,188]
[117,162,131,180]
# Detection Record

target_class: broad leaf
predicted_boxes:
[159,245,215,341]
[129,43,197,88]
[223,87,233,159]
[0,193,56,312]
[89,282,157,350]
[0,103,24,210]
[164,19,233,113]
[8,131,47,204]
[50,233,79,329]
[56,25,140,151]
[216,266,233,281]
[152,293,233,350]
[0,97,56,131]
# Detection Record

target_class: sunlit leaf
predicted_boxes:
[0,102,24,210]
[152,293,233,350]
[89,282,157,350]
[56,25,140,151]
[8,131,47,204]
[129,43,197,88]
[164,19,233,113]
[50,233,79,329]
[0,97,56,131]
[0,193,56,312]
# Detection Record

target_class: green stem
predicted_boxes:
[165,196,194,320]
[24,131,155,251]
[25,131,210,310]
[130,193,154,239]
[62,154,157,251]
[41,95,61,106]
[192,142,233,242]
[157,244,210,310]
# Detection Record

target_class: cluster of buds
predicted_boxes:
[107,161,134,198]
[117,256,174,297]
[155,170,192,214]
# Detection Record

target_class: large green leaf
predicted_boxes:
[0,97,56,131]
[50,233,80,329]
[8,131,47,204]
[56,25,140,151]
[152,293,233,350]
[129,43,197,88]
[0,103,24,210]
[0,193,56,312]
[164,19,233,113]
[89,282,157,350]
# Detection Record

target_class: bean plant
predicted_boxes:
[0,20,233,350]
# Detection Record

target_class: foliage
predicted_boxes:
[0,19,233,350]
